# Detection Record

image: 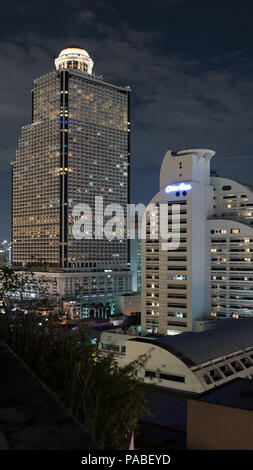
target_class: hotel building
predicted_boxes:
[12,45,132,307]
[141,148,253,335]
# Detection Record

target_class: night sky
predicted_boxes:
[1,0,253,240]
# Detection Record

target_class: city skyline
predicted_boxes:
[1,0,253,239]
[2,1,253,455]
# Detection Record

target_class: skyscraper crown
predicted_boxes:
[55,44,94,74]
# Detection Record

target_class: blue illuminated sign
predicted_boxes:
[164,182,192,194]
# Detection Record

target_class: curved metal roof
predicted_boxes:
[129,319,253,367]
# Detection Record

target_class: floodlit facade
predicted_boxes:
[12,45,132,307]
[141,148,253,335]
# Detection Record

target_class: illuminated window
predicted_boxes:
[214,229,227,234]
[231,229,240,234]
[166,330,182,336]
[168,274,187,281]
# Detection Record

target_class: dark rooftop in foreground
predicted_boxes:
[130,319,253,366]
[136,388,190,450]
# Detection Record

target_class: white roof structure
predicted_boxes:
[55,45,94,74]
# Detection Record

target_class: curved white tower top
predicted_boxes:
[55,45,94,74]
[160,147,215,190]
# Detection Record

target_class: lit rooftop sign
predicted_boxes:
[164,182,192,194]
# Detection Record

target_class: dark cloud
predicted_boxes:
[78,9,97,23]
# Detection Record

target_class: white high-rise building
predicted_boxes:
[141,148,253,335]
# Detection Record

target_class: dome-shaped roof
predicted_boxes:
[55,44,94,74]
[58,46,90,58]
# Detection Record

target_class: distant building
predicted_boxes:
[63,299,111,320]
[130,214,142,292]
[5,243,12,266]
[115,293,141,316]
[0,241,9,269]
[0,252,6,269]
[130,237,141,293]
[141,148,253,335]
[63,300,89,319]
[40,269,132,312]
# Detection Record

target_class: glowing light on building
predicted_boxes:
[164,182,192,194]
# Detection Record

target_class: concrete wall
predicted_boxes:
[115,294,141,315]
[187,398,253,449]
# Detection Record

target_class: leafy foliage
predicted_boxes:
[0,267,53,313]
[0,268,149,449]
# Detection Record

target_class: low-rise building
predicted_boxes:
[115,293,141,316]
[98,319,253,393]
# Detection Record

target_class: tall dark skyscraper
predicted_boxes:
[12,46,132,308]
